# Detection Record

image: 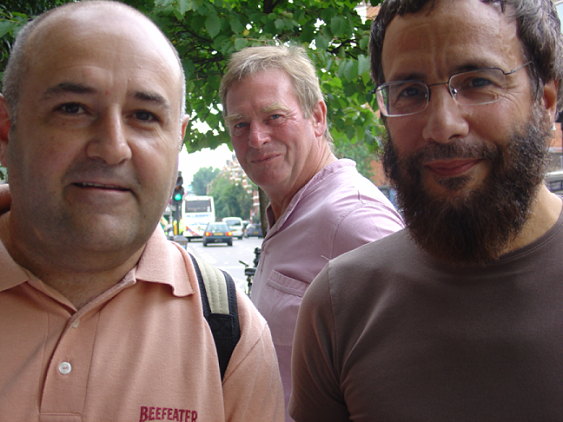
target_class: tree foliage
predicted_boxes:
[145,0,386,157]
[208,173,253,220]
[0,0,385,171]
[191,166,220,195]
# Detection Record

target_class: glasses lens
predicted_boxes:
[450,68,505,106]
[377,81,428,117]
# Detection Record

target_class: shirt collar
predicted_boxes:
[0,214,195,298]
[266,158,356,235]
[0,214,28,293]
[130,227,196,297]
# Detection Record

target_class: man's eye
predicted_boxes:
[268,114,286,125]
[134,110,158,122]
[455,69,505,92]
[460,76,494,90]
[397,84,425,99]
[233,122,249,129]
[57,103,85,114]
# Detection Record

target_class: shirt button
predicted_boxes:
[58,361,72,375]
[71,319,80,329]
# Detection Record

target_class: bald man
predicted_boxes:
[0,2,283,420]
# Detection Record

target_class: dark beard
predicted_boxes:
[383,106,551,266]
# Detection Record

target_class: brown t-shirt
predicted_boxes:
[291,208,563,422]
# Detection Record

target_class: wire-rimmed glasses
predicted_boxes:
[374,62,531,117]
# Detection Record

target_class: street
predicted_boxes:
[186,236,263,292]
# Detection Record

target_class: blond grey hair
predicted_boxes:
[220,45,333,143]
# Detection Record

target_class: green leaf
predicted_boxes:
[338,59,357,80]
[274,18,285,31]
[155,0,174,7]
[0,21,14,38]
[205,12,221,38]
[229,15,244,33]
[234,37,248,50]
[330,16,348,37]
[176,0,193,16]
[315,34,330,50]
[359,35,369,51]
[358,54,370,76]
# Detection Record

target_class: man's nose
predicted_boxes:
[86,110,132,164]
[248,122,270,148]
[421,85,469,144]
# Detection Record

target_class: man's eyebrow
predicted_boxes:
[263,103,289,113]
[133,91,170,110]
[224,113,245,124]
[41,82,96,100]
[224,103,290,124]
[389,62,498,83]
[40,83,170,110]
[385,71,426,82]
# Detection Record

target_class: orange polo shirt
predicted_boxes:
[0,213,284,422]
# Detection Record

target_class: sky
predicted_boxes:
[178,143,235,188]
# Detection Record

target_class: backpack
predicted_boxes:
[189,253,241,380]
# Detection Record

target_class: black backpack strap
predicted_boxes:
[189,253,240,379]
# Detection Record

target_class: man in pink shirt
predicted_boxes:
[0,2,283,421]
[220,46,404,420]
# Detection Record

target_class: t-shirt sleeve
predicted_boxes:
[222,291,285,422]
[290,264,349,422]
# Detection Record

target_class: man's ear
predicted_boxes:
[179,114,190,150]
[311,100,328,138]
[0,95,12,167]
[542,79,558,122]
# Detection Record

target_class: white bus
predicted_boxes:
[182,195,216,240]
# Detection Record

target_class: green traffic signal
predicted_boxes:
[174,192,183,201]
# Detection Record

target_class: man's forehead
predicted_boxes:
[381,0,520,79]
[26,6,182,79]
[29,3,179,68]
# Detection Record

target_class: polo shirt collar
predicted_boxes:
[126,227,195,297]
[0,214,28,293]
[0,213,195,298]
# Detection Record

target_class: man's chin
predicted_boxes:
[387,103,551,266]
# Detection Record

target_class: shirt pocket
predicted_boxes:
[267,270,308,297]
[264,270,309,347]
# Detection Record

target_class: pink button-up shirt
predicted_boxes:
[250,159,404,420]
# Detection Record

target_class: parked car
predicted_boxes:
[244,223,263,238]
[222,216,244,239]
[203,222,233,246]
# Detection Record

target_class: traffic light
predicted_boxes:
[172,173,184,204]
[173,185,184,204]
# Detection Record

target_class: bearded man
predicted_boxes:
[290,0,563,421]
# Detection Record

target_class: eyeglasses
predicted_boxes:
[374,62,531,117]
